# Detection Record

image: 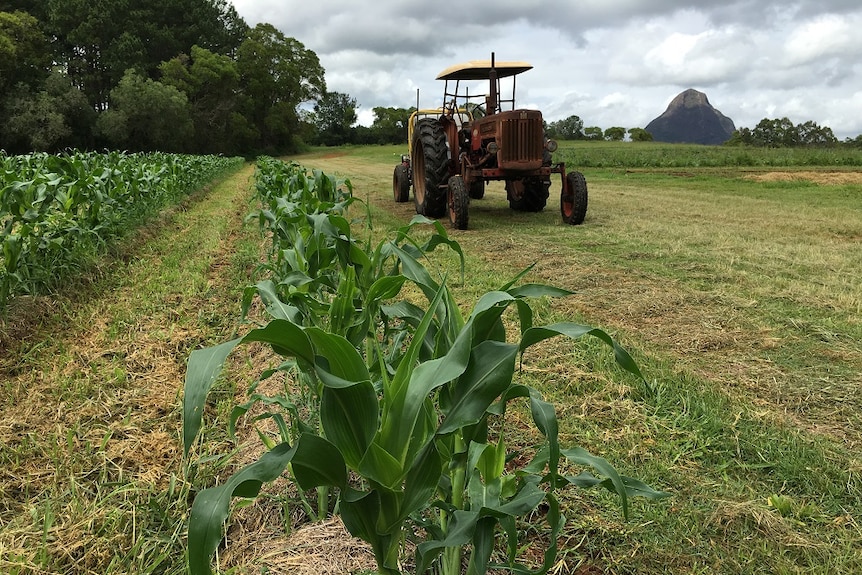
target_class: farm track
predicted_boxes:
[0,163,257,574]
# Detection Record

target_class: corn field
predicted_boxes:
[0,151,243,308]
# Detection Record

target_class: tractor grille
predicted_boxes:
[499,116,543,167]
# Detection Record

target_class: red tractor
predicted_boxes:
[393,54,588,229]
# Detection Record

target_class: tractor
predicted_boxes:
[392,54,588,229]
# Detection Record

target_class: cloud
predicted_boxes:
[230,0,862,138]
[785,14,860,65]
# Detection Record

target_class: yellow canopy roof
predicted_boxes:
[436,60,533,81]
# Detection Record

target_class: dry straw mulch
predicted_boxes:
[221,515,377,575]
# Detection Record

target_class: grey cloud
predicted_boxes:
[231,0,862,138]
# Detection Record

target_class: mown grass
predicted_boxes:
[292,143,861,574]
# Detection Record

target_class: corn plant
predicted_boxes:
[183,159,667,575]
[244,158,363,328]
[235,159,467,521]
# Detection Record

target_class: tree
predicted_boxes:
[724,127,752,146]
[797,120,837,147]
[730,117,839,148]
[45,71,95,148]
[2,3,331,154]
[2,88,68,152]
[313,91,357,146]
[547,115,584,140]
[628,127,653,142]
[583,126,603,141]
[0,1,48,21]
[46,0,248,111]
[0,10,50,94]
[1,70,93,153]
[95,69,193,152]
[369,106,413,144]
[46,0,142,110]
[235,23,325,151]
[604,127,626,141]
[749,117,795,147]
[161,45,241,153]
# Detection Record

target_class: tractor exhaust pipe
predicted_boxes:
[487,52,498,114]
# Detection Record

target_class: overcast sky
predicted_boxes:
[230,0,862,139]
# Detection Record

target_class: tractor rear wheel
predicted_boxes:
[412,119,449,218]
[448,175,469,229]
[393,164,409,202]
[561,171,588,225]
[507,178,549,212]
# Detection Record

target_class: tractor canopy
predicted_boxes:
[435,60,533,81]
[436,58,533,115]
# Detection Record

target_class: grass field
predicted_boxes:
[290,142,862,574]
[0,142,860,574]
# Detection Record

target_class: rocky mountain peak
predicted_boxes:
[670,88,711,109]
[645,89,736,145]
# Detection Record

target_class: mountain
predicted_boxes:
[645,89,736,145]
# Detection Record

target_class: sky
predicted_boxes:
[229,0,862,139]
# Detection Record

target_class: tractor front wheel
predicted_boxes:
[412,119,449,218]
[469,180,485,199]
[561,171,588,225]
[393,164,409,202]
[448,175,469,229]
[507,178,549,212]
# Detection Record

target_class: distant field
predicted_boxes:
[554,139,862,168]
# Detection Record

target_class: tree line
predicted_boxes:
[3,0,861,154]
[0,0,424,155]
[308,94,416,147]
[543,115,653,142]
[544,114,862,147]
[724,117,862,148]
[1,0,346,155]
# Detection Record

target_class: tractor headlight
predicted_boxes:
[487,141,499,155]
[546,139,558,152]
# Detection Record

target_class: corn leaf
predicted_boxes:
[439,341,517,434]
[520,322,644,380]
[187,442,298,575]
[290,433,347,491]
[183,338,241,456]
[320,382,378,469]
